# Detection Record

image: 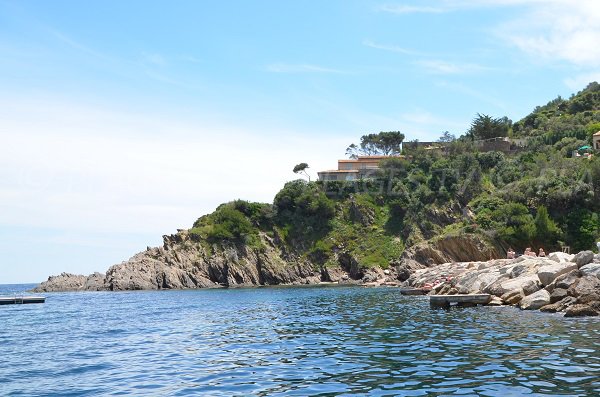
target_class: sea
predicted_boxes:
[1,283,599,396]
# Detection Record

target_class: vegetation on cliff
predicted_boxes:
[188,83,600,271]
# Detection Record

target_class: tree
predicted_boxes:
[467,113,510,141]
[534,205,559,244]
[438,131,456,143]
[346,131,405,158]
[293,162,310,181]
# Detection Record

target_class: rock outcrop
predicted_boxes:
[404,251,600,317]
[32,231,398,292]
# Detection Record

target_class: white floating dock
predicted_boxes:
[430,294,491,308]
[0,296,46,305]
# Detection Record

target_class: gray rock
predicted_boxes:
[537,262,578,286]
[555,270,580,290]
[580,263,600,280]
[487,296,504,306]
[572,251,594,268]
[568,275,600,304]
[31,272,89,292]
[540,296,577,313]
[548,252,574,263]
[519,289,551,310]
[550,288,569,304]
[500,289,523,305]
[564,304,599,317]
[32,231,330,292]
[523,280,542,296]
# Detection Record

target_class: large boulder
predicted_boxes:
[454,270,502,294]
[572,251,594,268]
[580,263,600,280]
[554,270,580,290]
[487,274,540,297]
[549,288,569,304]
[394,259,426,282]
[540,296,577,313]
[83,272,107,291]
[537,262,578,286]
[548,252,574,263]
[501,289,524,305]
[567,276,600,304]
[519,289,550,310]
[564,304,599,317]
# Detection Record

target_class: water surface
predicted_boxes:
[1,284,599,396]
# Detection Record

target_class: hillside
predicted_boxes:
[34,83,600,292]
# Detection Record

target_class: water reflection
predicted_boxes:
[1,285,599,396]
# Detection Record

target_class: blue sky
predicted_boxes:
[2,0,600,283]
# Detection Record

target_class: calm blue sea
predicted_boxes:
[1,283,599,396]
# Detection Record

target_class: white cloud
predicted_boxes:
[265,63,348,74]
[415,59,490,74]
[496,1,600,68]
[362,39,421,55]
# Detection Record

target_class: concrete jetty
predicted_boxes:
[0,296,46,305]
[430,294,491,308]
[400,288,431,296]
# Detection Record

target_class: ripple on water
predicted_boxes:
[1,285,599,396]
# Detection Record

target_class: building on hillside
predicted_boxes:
[594,131,600,150]
[317,155,399,181]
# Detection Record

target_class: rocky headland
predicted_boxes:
[32,228,600,316]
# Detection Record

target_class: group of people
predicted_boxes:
[506,247,545,259]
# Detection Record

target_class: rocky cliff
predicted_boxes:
[33,232,500,292]
[32,230,396,292]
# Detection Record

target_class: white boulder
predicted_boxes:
[548,252,574,263]
[537,262,578,286]
[580,263,600,280]
[519,289,551,310]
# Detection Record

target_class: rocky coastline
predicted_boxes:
[32,229,600,317]
[405,250,600,317]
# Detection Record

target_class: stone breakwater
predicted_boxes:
[405,251,600,317]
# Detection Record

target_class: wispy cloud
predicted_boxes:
[416,59,491,74]
[495,1,600,67]
[379,4,445,14]
[362,39,422,55]
[379,1,550,15]
[265,63,349,74]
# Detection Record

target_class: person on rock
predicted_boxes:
[507,248,516,259]
[538,248,546,257]
[524,247,537,257]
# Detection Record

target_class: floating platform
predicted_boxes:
[400,288,431,296]
[0,296,46,305]
[430,294,491,308]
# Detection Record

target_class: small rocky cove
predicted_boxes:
[33,230,600,317]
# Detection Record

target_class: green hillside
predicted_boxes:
[189,83,600,270]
